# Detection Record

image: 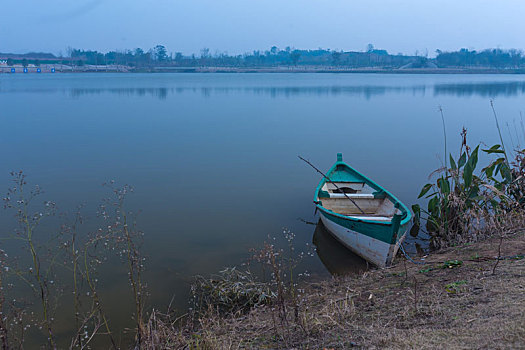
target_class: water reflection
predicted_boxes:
[434,81,525,97]
[52,81,525,99]
[4,79,525,99]
[312,220,369,276]
[64,85,426,100]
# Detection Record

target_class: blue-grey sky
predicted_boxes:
[2,0,525,56]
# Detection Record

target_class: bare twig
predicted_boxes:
[413,276,418,312]
[492,233,504,275]
[297,218,317,226]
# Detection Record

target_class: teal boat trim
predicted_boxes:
[319,210,410,244]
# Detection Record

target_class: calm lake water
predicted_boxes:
[2,73,525,343]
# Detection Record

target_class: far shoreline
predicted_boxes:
[3,65,525,74]
[151,67,525,74]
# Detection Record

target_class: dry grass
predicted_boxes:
[145,232,525,349]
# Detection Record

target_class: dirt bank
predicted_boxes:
[149,232,524,349]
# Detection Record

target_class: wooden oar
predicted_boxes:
[298,155,365,214]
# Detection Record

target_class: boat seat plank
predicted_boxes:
[328,193,375,199]
[321,198,383,214]
[325,182,365,190]
[348,216,392,221]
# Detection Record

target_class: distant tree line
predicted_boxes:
[66,44,423,68]
[2,46,525,69]
[435,48,525,68]
[65,45,525,69]
[0,52,56,59]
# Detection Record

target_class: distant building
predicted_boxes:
[370,49,388,56]
[0,59,7,65]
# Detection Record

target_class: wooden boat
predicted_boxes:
[313,153,412,267]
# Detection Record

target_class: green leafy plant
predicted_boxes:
[412,129,484,249]
[441,260,463,269]
[412,122,525,250]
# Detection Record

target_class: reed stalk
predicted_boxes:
[490,100,510,166]
[16,176,56,349]
[82,245,117,349]
[439,106,448,170]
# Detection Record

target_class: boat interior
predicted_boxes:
[318,182,401,221]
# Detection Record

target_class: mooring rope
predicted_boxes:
[399,243,427,265]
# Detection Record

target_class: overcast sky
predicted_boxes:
[2,0,525,56]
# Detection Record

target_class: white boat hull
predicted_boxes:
[320,213,406,267]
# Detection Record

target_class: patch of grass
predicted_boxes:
[445,280,467,294]
[191,267,275,315]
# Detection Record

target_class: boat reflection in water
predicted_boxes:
[313,220,370,276]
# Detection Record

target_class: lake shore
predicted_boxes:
[3,65,525,74]
[149,231,525,349]
[151,66,525,74]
